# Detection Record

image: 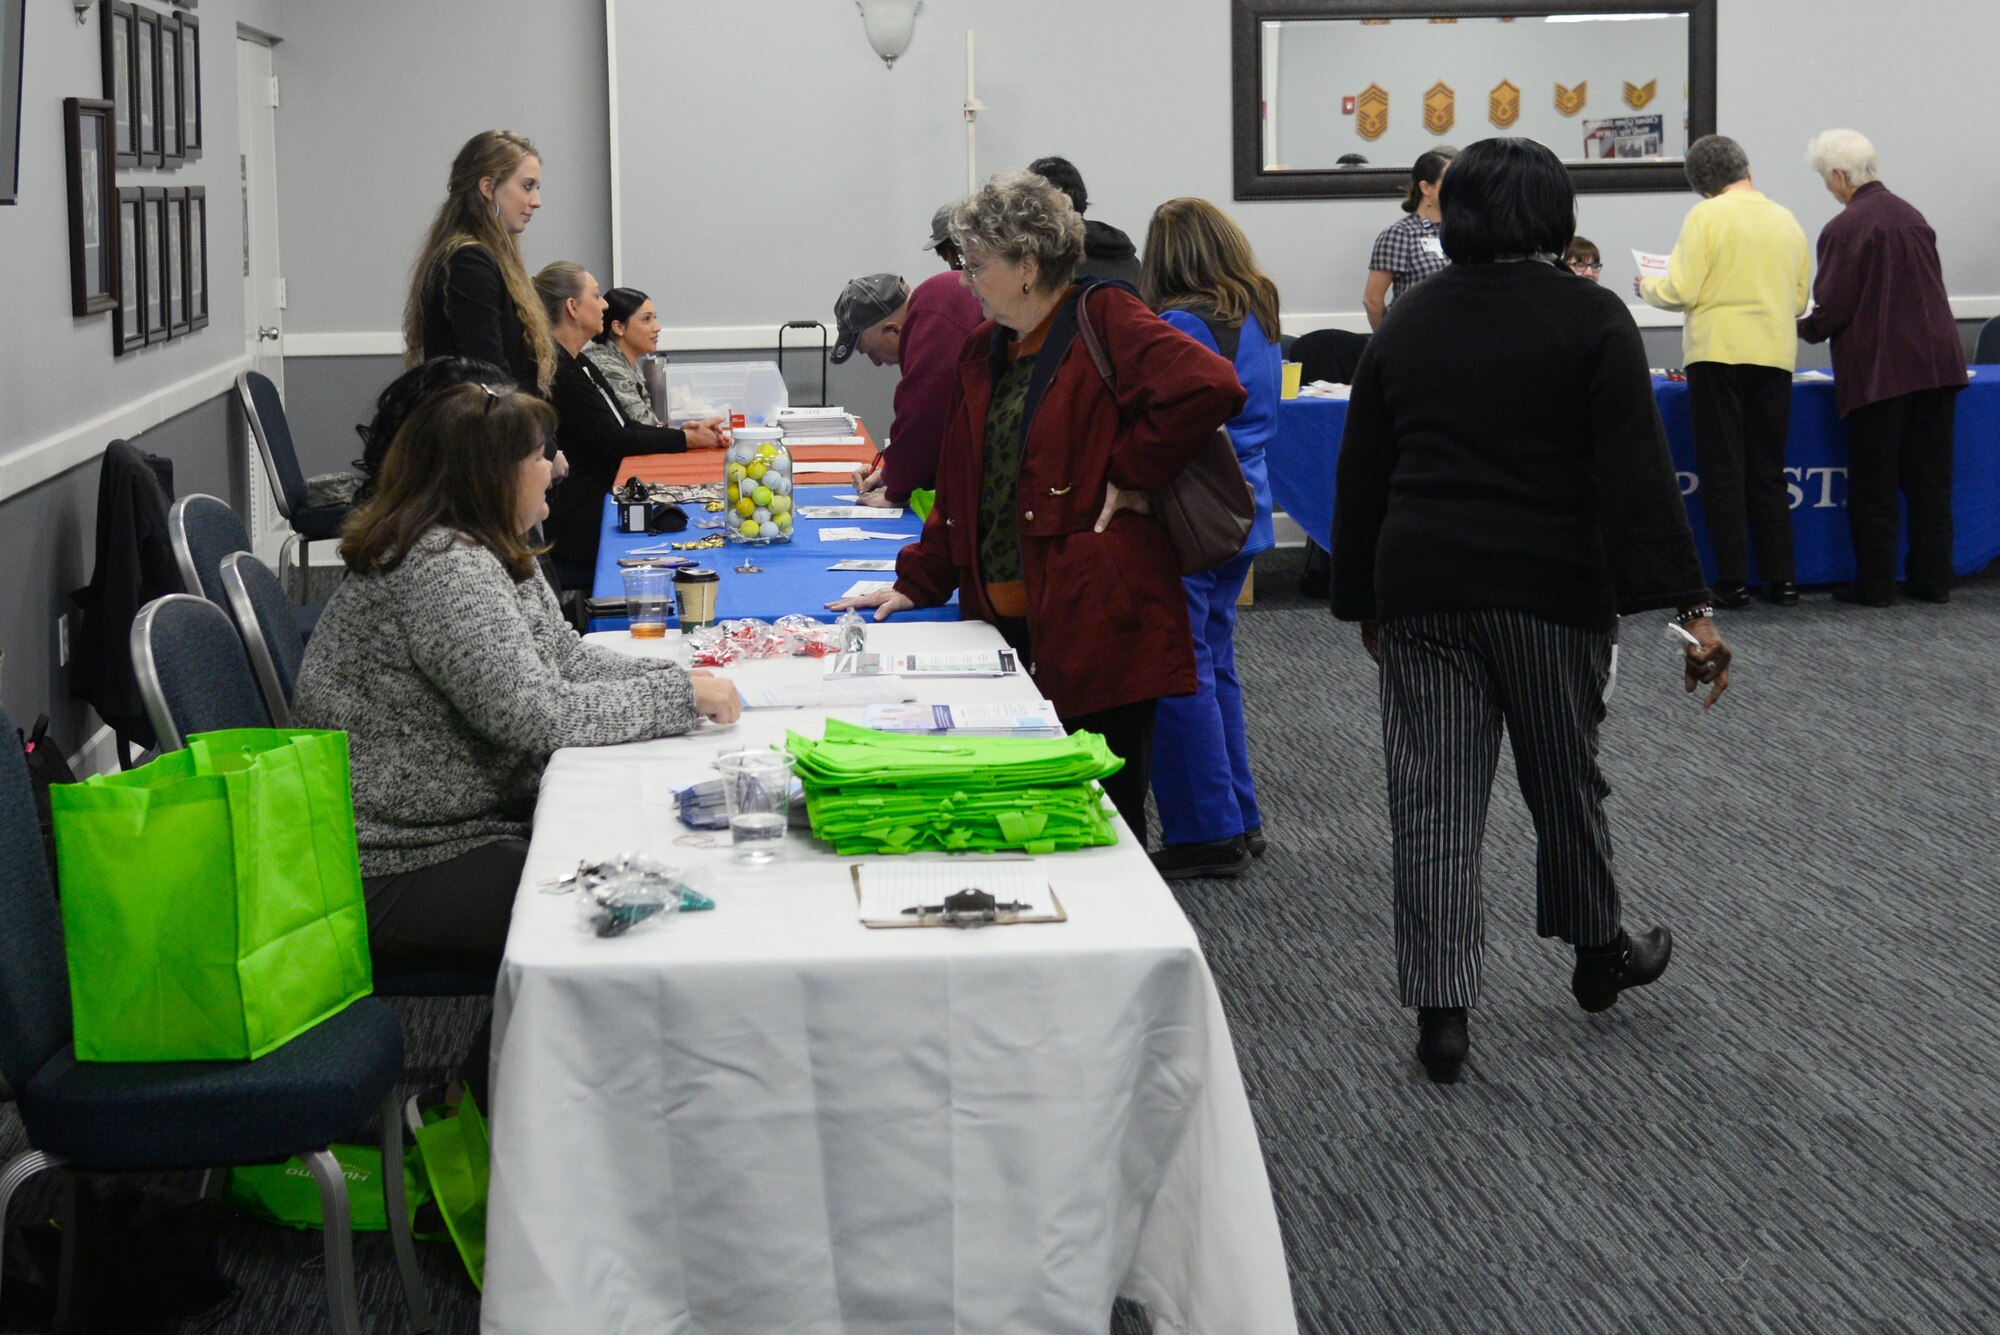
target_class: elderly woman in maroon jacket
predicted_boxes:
[829,169,1245,840]
[1798,129,1967,606]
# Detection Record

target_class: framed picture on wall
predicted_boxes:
[134,6,161,167]
[167,187,191,334]
[101,3,139,167]
[158,11,182,166]
[143,187,170,341]
[115,187,146,352]
[177,12,201,160]
[1,0,24,204]
[187,184,208,328]
[65,98,118,315]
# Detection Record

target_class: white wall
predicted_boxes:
[603,0,2000,333]
[272,0,612,344]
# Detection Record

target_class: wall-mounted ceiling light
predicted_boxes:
[857,0,922,69]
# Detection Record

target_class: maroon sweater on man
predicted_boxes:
[1796,181,1965,418]
[879,271,986,503]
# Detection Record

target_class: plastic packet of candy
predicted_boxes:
[556,853,715,937]
[774,613,844,658]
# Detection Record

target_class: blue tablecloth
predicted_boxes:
[1265,368,2000,585]
[588,485,958,631]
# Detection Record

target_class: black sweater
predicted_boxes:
[1331,261,1708,632]
[545,343,686,575]
[419,244,542,393]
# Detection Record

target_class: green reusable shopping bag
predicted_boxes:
[412,1094,490,1289]
[222,1144,436,1235]
[52,728,374,1062]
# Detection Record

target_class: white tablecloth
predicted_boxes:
[481,621,1296,1334]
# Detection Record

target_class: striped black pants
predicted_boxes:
[1378,610,1622,1008]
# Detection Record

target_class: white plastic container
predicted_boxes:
[658,361,789,430]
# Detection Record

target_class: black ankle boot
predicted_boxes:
[1571,927,1673,1012]
[1416,1007,1468,1083]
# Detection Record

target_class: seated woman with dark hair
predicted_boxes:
[1331,137,1732,1084]
[534,261,728,584]
[582,286,665,425]
[353,355,514,502]
[294,383,740,1098]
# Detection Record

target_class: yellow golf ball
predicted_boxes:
[726,462,746,482]
[753,485,773,507]
[756,443,777,459]
[776,514,792,533]
[770,494,791,514]
[727,482,739,503]
[746,461,766,482]
[736,497,755,517]
[740,518,760,538]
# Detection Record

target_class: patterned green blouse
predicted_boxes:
[977,355,1037,585]
[581,342,661,426]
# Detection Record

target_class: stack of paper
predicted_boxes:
[774,406,862,446]
[829,649,1017,677]
[786,718,1121,855]
[862,700,1064,736]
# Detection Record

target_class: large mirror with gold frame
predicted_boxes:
[1233,0,1716,199]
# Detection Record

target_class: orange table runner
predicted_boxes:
[618,422,879,487]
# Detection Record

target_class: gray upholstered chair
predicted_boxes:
[130,594,272,752]
[235,370,351,594]
[220,551,306,726]
[0,704,434,1335]
[1974,315,2000,367]
[166,494,252,609]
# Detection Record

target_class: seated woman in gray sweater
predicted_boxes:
[294,382,739,1093]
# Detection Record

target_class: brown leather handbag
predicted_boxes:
[1072,288,1255,575]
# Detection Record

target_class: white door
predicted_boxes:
[236,36,287,561]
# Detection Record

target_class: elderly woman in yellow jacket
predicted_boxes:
[1639,134,1809,608]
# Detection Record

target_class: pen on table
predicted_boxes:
[902,900,1033,916]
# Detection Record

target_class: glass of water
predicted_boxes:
[716,750,794,864]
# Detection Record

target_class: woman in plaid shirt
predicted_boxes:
[1363,147,1456,329]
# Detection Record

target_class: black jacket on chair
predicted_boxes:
[71,441,182,753]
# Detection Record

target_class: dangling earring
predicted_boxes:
[1021,281,1030,295]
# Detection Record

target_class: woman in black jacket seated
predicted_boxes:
[1330,138,1734,1085]
[533,261,728,585]
[403,130,553,397]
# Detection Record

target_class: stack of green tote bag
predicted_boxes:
[785,717,1123,855]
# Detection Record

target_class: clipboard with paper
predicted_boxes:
[851,859,1068,929]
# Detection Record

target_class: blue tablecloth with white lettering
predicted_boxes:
[1265,368,2000,585]
[587,485,956,631]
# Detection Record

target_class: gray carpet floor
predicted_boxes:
[6,549,1999,1332]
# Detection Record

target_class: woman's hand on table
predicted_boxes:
[1094,482,1151,533]
[1679,615,1731,708]
[825,587,916,621]
[690,670,743,725]
[857,487,898,509]
[684,417,730,450]
[852,464,884,493]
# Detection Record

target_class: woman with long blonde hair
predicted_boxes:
[1136,196,1281,880]
[403,130,556,395]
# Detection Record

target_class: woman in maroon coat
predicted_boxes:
[830,170,1245,840]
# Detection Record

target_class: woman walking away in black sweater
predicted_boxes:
[1330,137,1732,1085]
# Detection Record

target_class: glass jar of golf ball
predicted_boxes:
[721,426,793,544]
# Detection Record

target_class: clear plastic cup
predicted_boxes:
[716,750,794,864]
[623,566,671,638]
